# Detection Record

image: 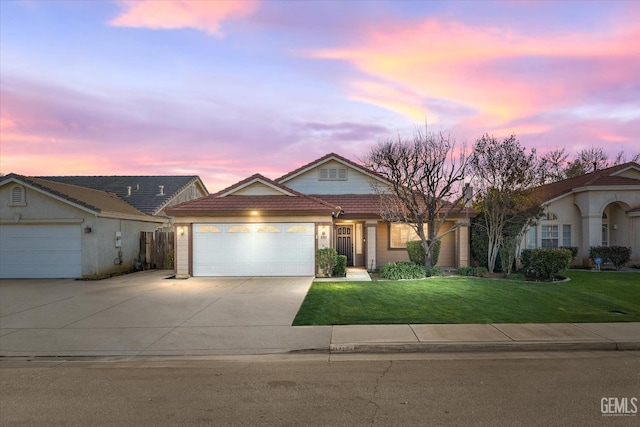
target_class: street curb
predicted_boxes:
[329,341,640,354]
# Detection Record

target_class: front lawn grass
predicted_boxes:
[292,271,640,325]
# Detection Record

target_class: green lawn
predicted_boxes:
[292,271,640,325]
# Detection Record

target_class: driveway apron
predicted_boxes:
[0,271,332,356]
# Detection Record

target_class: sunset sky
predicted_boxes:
[1,0,639,192]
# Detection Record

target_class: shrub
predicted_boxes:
[454,266,489,277]
[425,267,443,277]
[455,266,476,276]
[474,267,489,277]
[378,262,426,280]
[528,248,572,281]
[316,248,338,277]
[333,255,347,277]
[560,246,579,258]
[519,249,533,268]
[589,246,632,271]
[406,240,441,266]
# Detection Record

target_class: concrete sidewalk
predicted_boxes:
[329,322,640,354]
[1,270,639,357]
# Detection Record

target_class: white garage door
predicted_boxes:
[0,225,82,278]
[193,223,315,276]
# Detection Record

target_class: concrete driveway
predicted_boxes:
[0,271,331,356]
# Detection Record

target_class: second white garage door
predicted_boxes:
[192,223,315,276]
[0,224,81,278]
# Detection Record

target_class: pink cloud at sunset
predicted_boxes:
[110,0,258,36]
[1,1,638,191]
[310,15,640,130]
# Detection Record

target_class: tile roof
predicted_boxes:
[39,175,206,215]
[313,194,382,217]
[536,162,640,202]
[3,174,153,219]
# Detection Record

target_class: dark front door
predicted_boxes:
[336,225,353,266]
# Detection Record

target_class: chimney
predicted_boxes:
[158,185,164,196]
[126,186,132,196]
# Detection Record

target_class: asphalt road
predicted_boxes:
[1,352,639,426]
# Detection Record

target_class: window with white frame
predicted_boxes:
[526,226,537,249]
[562,224,571,247]
[541,225,559,248]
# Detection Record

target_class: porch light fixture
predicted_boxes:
[251,211,259,216]
[178,227,185,236]
[84,226,92,234]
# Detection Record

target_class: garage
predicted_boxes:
[0,225,82,279]
[192,223,315,276]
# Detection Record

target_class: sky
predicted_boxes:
[1,0,639,192]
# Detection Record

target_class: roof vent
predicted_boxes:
[127,186,132,196]
[158,185,164,196]
[136,183,140,191]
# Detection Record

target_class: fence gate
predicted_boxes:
[140,231,174,270]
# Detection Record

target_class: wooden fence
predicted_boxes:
[139,231,174,270]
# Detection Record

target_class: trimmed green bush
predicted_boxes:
[378,262,426,280]
[454,266,489,277]
[316,248,338,277]
[406,239,441,266]
[528,248,572,281]
[455,266,476,276]
[333,255,347,277]
[560,246,579,258]
[425,267,443,277]
[474,266,489,277]
[590,246,632,270]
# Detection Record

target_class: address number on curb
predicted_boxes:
[331,344,355,352]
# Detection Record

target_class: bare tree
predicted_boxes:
[363,126,469,269]
[565,147,639,178]
[540,147,569,183]
[613,149,640,165]
[470,134,543,274]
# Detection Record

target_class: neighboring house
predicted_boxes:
[165,153,472,277]
[521,162,640,266]
[0,174,208,279]
[40,175,208,219]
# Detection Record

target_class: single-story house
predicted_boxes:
[0,174,207,278]
[165,153,472,277]
[522,162,640,266]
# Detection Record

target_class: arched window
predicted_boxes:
[545,212,558,221]
[9,185,26,206]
